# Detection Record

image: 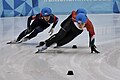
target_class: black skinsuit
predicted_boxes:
[16,13,58,41]
[45,15,83,47]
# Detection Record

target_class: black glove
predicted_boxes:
[91,45,100,53]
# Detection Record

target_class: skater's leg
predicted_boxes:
[16,19,40,41]
[57,30,83,46]
[36,28,67,47]
[20,19,45,42]
[25,27,44,40]
[57,31,75,46]
[36,17,72,52]
[45,28,68,47]
[16,29,32,41]
[44,17,72,47]
[36,29,68,53]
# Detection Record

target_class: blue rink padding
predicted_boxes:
[113,0,120,13]
[0,0,120,17]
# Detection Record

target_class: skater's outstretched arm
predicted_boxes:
[48,15,59,35]
[76,13,100,53]
[85,19,100,53]
[16,29,32,41]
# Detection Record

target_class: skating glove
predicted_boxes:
[91,45,100,53]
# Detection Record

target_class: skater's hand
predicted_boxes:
[93,45,97,48]
[91,45,100,53]
[48,28,54,35]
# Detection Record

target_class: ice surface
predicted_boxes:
[0,14,120,80]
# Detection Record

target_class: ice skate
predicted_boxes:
[7,40,20,44]
[36,41,45,47]
[35,49,42,54]
[54,46,60,48]
[20,37,29,43]
[35,44,47,53]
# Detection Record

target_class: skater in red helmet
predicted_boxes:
[36,8,100,54]
[7,7,58,44]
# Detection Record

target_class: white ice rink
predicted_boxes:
[0,14,120,80]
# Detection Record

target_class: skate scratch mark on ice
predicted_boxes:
[70,53,96,80]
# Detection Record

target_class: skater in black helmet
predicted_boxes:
[36,8,100,54]
[7,7,58,44]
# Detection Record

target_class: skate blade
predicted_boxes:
[6,41,21,44]
[35,50,44,54]
[54,46,60,48]
[36,45,41,48]
[6,41,12,44]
